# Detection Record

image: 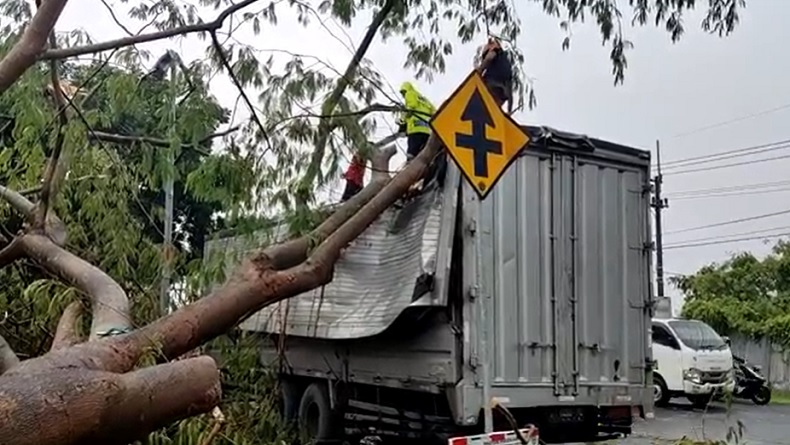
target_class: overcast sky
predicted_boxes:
[56,1,790,312]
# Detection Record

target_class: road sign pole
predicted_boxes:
[430,71,531,434]
[477,212,493,433]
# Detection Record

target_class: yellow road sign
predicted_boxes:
[430,71,530,200]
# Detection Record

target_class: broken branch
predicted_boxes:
[0,0,69,93]
[40,0,262,60]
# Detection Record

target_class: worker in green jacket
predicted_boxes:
[398,81,436,161]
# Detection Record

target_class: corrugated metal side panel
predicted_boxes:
[478,149,650,390]
[204,185,457,339]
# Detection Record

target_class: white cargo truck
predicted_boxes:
[207,126,655,443]
[651,317,734,407]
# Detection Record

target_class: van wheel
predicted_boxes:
[653,375,670,407]
[298,382,341,444]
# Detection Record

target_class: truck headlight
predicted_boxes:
[683,368,702,384]
[728,368,735,381]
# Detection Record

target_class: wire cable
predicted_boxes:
[670,102,790,139]
[664,231,790,250]
[661,152,790,176]
[663,208,790,235]
[666,187,790,201]
[665,224,790,244]
[658,139,790,171]
[666,179,790,197]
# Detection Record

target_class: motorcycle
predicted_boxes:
[732,354,772,405]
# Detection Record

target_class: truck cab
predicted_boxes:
[651,318,734,407]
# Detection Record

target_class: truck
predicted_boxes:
[206,125,655,444]
[651,316,734,408]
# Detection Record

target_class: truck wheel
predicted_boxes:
[298,382,341,443]
[653,375,670,407]
[752,386,771,405]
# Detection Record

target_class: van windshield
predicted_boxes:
[668,320,727,351]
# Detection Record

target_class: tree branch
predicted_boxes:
[40,0,262,60]
[51,301,84,350]
[0,0,69,93]
[0,184,66,246]
[35,32,69,229]
[210,32,271,154]
[88,127,239,156]
[19,234,131,339]
[299,0,397,197]
[0,333,19,374]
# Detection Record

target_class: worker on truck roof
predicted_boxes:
[476,37,514,114]
[398,81,436,161]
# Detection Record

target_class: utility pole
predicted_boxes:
[652,140,668,298]
[160,55,178,316]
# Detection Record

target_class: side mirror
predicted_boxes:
[722,336,731,346]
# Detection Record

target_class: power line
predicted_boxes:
[665,224,790,244]
[658,139,790,171]
[663,208,790,235]
[662,152,790,176]
[667,179,790,197]
[670,102,790,139]
[666,187,790,201]
[664,231,790,250]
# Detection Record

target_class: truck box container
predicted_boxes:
[205,125,654,443]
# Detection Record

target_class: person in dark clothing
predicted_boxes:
[476,37,514,114]
[341,153,365,201]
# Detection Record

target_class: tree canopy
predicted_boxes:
[676,240,790,347]
[0,0,748,443]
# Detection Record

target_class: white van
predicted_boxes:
[651,318,734,407]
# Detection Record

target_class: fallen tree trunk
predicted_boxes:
[0,132,442,445]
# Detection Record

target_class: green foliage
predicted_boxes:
[676,240,790,346]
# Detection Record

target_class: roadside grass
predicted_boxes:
[771,388,790,405]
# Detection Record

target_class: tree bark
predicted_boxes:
[19,234,131,338]
[0,356,220,445]
[0,0,69,93]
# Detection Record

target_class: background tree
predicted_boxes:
[675,239,790,347]
[0,0,747,443]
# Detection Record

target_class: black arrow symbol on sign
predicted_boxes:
[454,88,502,178]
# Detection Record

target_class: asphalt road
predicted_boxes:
[608,400,790,445]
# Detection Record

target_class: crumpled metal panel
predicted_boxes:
[204,176,458,339]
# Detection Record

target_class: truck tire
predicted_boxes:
[298,382,341,443]
[653,374,670,407]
